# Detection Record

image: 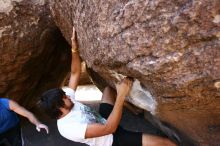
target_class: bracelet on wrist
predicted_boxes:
[71,48,78,53]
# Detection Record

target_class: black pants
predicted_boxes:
[99,103,142,146]
[0,123,22,146]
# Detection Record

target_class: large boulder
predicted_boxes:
[0,0,71,107]
[49,0,220,145]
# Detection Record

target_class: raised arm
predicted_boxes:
[68,27,81,91]
[85,78,132,138]
[9,100,49,134]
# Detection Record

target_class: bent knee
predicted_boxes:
[164,139,177,146]
[101,86,116,105]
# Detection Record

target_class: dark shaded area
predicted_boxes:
[22,118,84,146]
[0,0,58,105]
[20,27,71,107]
[86,67,108,92]
[144,112,198,146]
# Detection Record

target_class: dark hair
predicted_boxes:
[40,88,65,119]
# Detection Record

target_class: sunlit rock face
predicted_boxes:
[49,0,220,145]
[0,0,71,106]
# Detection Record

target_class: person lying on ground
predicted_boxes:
[40,26,176,146]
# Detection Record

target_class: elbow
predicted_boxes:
[105,124,117,134]
[70,72,80,81]
[70,69,81,76]
[110,126,117,133]
[111,128,117,133]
